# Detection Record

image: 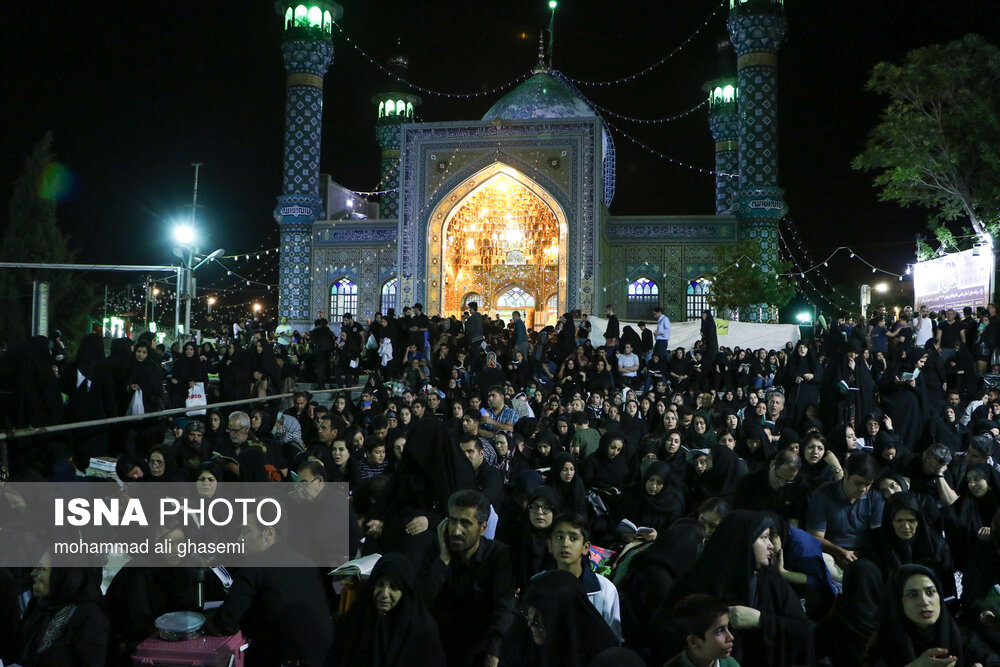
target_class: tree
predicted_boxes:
[705,242,795,318]
[853,34,1000,245]
[0,133,98,347]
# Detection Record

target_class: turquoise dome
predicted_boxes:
[482,72,595,121]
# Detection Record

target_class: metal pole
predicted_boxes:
[0,385,364,441]
[103,285,108,337]
[175,266,183,339]
[185,163,202,339]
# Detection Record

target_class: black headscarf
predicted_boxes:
[17,557,105,665]
[510,487,561,591]
[832,558,884,637]
[584,433,630,491]
[329,553,445,667]
[545,452,587,514]
[620,461,685,532]
[517,569,619,667]
[861,492,953,584]
[865,564,965,666]
[620,517,705,645]
[657,510,814,666]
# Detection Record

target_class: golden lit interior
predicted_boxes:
[443,173,561,327]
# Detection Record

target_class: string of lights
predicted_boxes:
[777,239,854,312]
[780,226,862,312]
[777,227,855,308]
[332,21,529,99]
[210,256,278,289]
[603,116,734,178]
[587,98,707,125]
[564,0,726,88]
[349,158,401,198]
[776,244,904,280]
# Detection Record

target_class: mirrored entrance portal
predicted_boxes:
[443,173,562,326]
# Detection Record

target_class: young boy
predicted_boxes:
[357,436,389,480]
[570,412,600,459]
[542,512,622,642]
[665,594,738,667]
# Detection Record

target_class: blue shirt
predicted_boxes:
[481,405,519,434]
[806,480,884,550]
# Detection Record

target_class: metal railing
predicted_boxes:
[0,385,364,442]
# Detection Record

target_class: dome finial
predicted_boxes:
[533,32,548,74]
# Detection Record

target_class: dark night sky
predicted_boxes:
[2,0,999,309]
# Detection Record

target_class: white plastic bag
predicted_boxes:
[185,382,207,416]
[126,389,145,416]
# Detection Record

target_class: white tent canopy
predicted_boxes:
[585,316,802,352]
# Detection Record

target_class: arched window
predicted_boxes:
[294,4,308,27]
[378,101,384,118]
[308,6,322,28]
[627,276,659,320]
[686,281,713,321]
[284,7,293,28]
[380,278,397,314]
[323,9,332,32]
[496,286,535,309]
[462,292,482,310]
[385,100,395,116]
[406,102,414,118]
[330,277,358,320]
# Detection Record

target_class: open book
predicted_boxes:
[617,518,655,535]
[901,368,921,382]
[329,553,382,580]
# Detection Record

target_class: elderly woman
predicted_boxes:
[16,553,108,667]
[860,492,953,587]
[329,553,445,667]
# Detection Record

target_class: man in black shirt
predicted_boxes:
[938,308,963,361]
[419,490,515,667]
[206,514,333,666]
[309,318,335,389]
[733,448,809,526]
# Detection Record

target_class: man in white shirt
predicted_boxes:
[913,304,934,347]
[616,343,641,389]
[653,306,671,360]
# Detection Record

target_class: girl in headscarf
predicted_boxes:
[654,511,813,667]
[15,553,109,667]
[617,461,685,535]
[219,340,252,403]
[943,462,1000,571]
[582,433,630,494]
[169,340,208,408]
[329,553,445,667]
[799,432,843,492]
[862,564,999,666]
[923,404,964,453]
[860,492,954,588]
[249,339,281,396]
[546,451,588,515]
[815,559,884,667]
[503,569,619,667]
[126,340,164,452]
[509,487,561,591]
